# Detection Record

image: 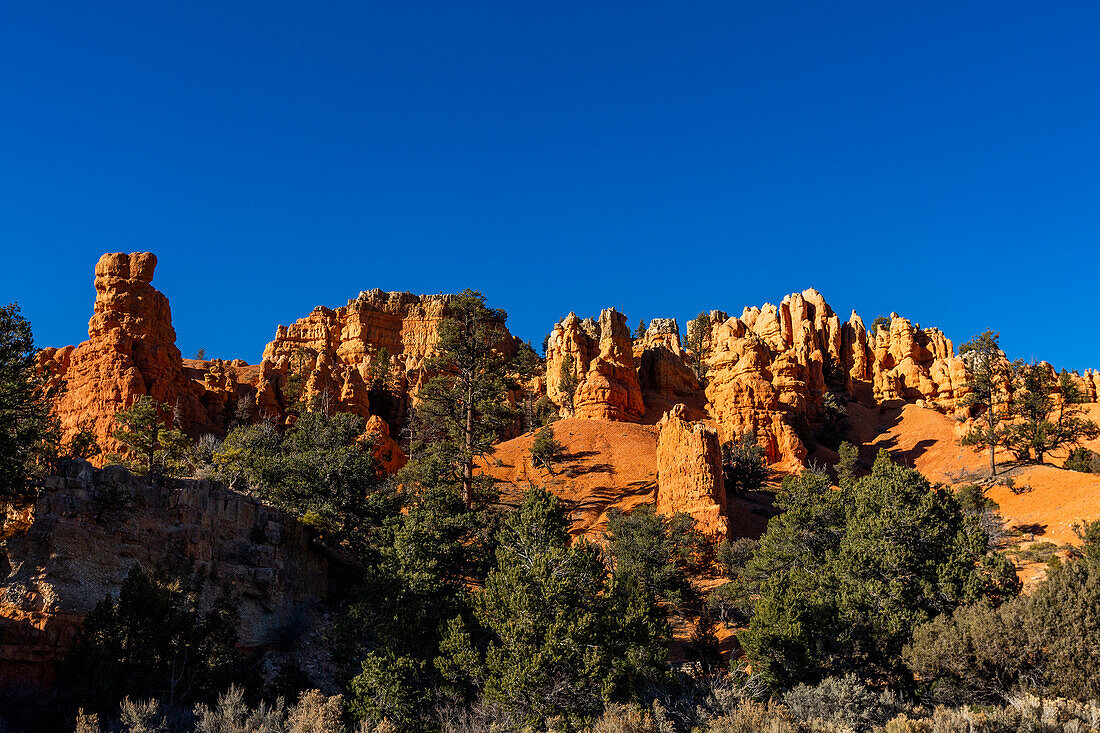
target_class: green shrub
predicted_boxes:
[1065,447,1100,473]
[740,452,1019,689]
[906,550,1100,702]
[721,434,768,495]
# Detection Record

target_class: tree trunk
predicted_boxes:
[462,382,474,508]
[988,404,997,477]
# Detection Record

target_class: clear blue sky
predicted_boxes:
[3,2,1099,369]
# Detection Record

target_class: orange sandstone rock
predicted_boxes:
[364,415,407,475]
[655,404,728,539]
[635,319,700,405]
[545,308,644,422]
[45,253,216,459]
[261,289,516,425]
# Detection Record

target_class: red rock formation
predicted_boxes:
[546,308,644,422]
[703,313,809,466]
[545,312,599,414]
[42,253,217,459]
[574,309,645,421]
[855,315,969,410]
[635,319,700,409]
[656,404,728,539]
[364,415,407,475]
[262,289,517,426]
[701,290,980,465]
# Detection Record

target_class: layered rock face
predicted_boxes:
[655,404,728,538]
[701,289,843,464]
[545,309,644,421]
[40,253,217,458]
[858,315,969,410]
[702,291,974,464]
[262,289,517,427]
[45,256,540,472]
[0,461,330,692]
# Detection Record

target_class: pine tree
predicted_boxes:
[959,330,1012,476]
[109,396,191,476]
[557,354,578,414]
[529,425,565,473]
[0,303,59,502]
[413,290,517,507]
[1003,364,1098,463]
[684,312,712,382]
[437,486,669,723]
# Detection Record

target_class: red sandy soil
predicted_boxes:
[480,417,661,539]
[850,402,1100,546]
[482,415,778,542]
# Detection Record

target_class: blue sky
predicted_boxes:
[3,2,1099,368]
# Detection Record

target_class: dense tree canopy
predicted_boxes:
[0,302,58,503]
[739,451,1019,689]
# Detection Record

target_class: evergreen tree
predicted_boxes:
[907,527,1100,702]
[958,330,1013,476]
[108,396,191,476]
[634,319,647,340]
[0,303,59,503]
[836,440,859,487]
[346,454,499,729]
[437,486,668,724]
[215,411,397,558]
[529,425,565,473]
[739,452,1019,689]
[60,566,243,718]
[722,433,768,494]
[1002,365,1098,464]
[604,505,705,614]
[1065,447,1099,473]
[558,354,578,414]
[413,290,516,507]
[508,340,544,433]
[684,312,712,382]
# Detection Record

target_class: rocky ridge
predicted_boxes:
[42,254,1100,473]
[545,288,1099,467]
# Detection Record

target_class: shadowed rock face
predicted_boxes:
[0,461,331,693]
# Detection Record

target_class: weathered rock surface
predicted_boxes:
[545,313,598,414]
[655,405,728,539]
[262,289,517,427]
[857,315,969,410]
[545,308,644,422]
[41,253,218,459]
[547,288,1025,467]
[0,461,331,692]
[635,319,700,408]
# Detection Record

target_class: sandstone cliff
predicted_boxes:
[543,288,1021,467]
[0,461,332,692]
[546,308,644,422]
